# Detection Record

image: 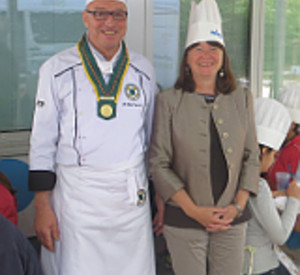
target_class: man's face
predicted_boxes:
[82,0,127,59]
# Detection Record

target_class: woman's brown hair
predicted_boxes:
[174,41,236,94]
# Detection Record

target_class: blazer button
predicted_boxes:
[222,132,229,139]
[226,147,233,154]
[213,104,219,110]
[228,164,234,169]
[217,118,223,125]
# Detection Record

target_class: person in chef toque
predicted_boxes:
[149,0,260,274]
[28,0,158,274]
[266,84,300,270]
[243,97,300,275]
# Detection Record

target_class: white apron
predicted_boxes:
[41,157,155,275]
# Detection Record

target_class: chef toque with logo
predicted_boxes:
[185,0,224,49]
[86,0,127,6]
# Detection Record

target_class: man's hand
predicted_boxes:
[34,192,59,252]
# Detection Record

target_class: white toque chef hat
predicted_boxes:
[254,98,291,150]
[278,83,300,124]
[86,0,127,7]
[185,0,224,49]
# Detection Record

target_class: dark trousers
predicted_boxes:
[260,263,290,275]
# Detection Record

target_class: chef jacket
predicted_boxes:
[29,43,158,191]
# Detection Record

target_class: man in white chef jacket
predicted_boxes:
[28,1,157,274]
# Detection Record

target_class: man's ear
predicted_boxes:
[82,11,89,29]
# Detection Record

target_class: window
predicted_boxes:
[153,0,251,91]
[0,1,86,131]
[2,0,299,132]
[263,0,300,98]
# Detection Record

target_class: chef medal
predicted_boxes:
[78,34,129,120]
[99,102,114,119]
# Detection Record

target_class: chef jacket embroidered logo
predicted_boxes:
[125,84,140,101]
[137,189,146,206]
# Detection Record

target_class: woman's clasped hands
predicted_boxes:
[187,205,233,232]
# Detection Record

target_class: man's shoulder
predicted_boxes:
[128,50,155,81]
[40,46,81,76]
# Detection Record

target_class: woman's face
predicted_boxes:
[186,42,223,79]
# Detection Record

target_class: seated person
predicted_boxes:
[0,171,18,225]
[243,98,300,275]
[0,214,43,275]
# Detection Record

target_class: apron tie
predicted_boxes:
[127,169,138,205]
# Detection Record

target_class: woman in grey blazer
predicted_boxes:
[149,0,260,274]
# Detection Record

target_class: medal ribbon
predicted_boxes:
[77,34,129,120]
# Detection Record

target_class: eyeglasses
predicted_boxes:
[85,9,128,21]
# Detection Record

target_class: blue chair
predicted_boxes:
[0,159,33,212]
[286,230,300,250]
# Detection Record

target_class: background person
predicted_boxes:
[267,84,300,190]
[149,0,259,274]
[0,214,43,275]
[0,171,18,225]
[0,173,42,274]
[243,98,300,275]
[266,84,300,269]
[28,0,158,274]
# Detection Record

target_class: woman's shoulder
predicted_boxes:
[156,87,183,104]
[230,85,252,98]
[228,86,254,110]
[159,87,182,96]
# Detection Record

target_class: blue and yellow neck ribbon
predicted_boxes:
[77,34,129,120]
